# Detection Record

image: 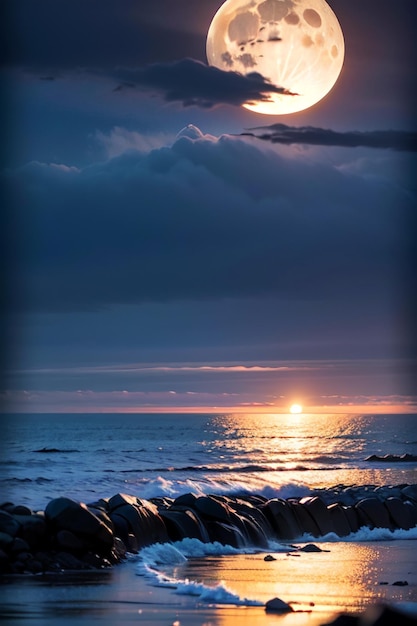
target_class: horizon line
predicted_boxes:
[1,404,416,415]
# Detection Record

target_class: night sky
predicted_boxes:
[2,0,416,413]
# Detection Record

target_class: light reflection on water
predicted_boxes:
[210,413,372,461]
[2,412,416,508]
[203,412,417,490]
[175,541,417,624]
[2,542,415,626]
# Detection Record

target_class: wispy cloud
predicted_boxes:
[2,389,416,414]
[244,124,417,152]
[7,361,341,376]
[95,127,174,158]
[109,58,297,108]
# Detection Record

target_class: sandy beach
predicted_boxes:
[1,540,416,626]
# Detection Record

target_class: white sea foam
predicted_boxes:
[138,566,264,606]
[135,526,417,606]
[296,524,417,543]
[136,527,417,579]
[137,542,187,568]
[136,475,311,502]
[135,539,265,606]
[173,580,263,606]
[138,537,289,565]
[165,537,246,557]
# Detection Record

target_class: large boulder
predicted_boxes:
[327,503,352,537]
[172,493,197,508]
[242,494,268,507]
[194,496,231,522]
[232,497,274,540]
[0,511,20,537]
[160,509,209,543]
[56,529,86,552]
[299,496,334,536]
[355,498,393,530]
[107,493,139,510]
[108,504,145,545]
[87,507,114,532]
[108,513,130,544]
[401,485,417,503]
[289,501,321,537]
[136,501,169,544]
[149,496,174,510]
[45,497,114,552]
[108,498,168,547]
[403,501,417,527]
[262,499,301,540]
[205,520,245,548]
[10,505,33,516]
[230,511,269,547]
[14,514,47,550]
[342,506,361,533]
[384,497,414,530]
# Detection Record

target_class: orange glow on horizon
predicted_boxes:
[6,403,417,415]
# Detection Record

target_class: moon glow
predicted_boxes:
[206,0,345,115]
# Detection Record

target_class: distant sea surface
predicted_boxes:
[2,412,416,510]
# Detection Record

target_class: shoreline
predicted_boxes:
[1,484,417,624]
[1,540,416,625]
[1,484,417,576]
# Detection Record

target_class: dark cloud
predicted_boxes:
[110,58,297,108]
[4,133,413,313]
[244,124,417,152]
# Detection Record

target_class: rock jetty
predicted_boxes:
[0,484,416,575]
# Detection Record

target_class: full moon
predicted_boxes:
[206,0,344,115]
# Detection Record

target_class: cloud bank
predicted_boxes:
[4,130,414,313]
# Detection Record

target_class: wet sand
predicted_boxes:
[1,541,416,625]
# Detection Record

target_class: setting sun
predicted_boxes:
[290,403,303,414]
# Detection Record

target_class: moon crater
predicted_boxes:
[303,8,322,28]
[206,0,345,115]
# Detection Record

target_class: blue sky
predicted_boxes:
[2,0,416,413]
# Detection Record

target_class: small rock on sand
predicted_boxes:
[265,597,293,612]
[299,543,326,552]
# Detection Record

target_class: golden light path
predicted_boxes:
[206,0,345,114]
[175,542,414,621]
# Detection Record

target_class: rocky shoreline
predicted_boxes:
[1,483,416,576]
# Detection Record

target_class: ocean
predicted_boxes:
[1,412,417,625]
[2,412,417,510]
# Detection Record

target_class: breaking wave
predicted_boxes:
[129,476,312,501]
[135,539,265,606]
[298,525,417,543]
[134,525,417,608]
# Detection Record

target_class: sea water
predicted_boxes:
[1,412,416,510]
[1,412,417,620]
